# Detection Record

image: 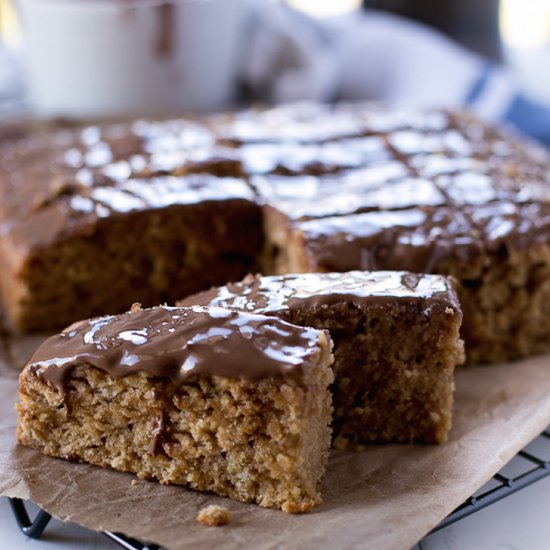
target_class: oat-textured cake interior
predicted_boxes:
[17,305,334,513]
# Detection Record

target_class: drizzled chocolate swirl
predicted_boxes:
[28,305,325,392]
[180,271,461,317]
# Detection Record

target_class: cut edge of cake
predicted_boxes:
[16,305,335,513]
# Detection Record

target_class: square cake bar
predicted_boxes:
[17,305,334,513]
[181,271,465,447]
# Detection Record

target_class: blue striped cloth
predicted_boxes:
[242,5,550,147]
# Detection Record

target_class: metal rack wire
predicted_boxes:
[6,426,550,549]
[431,426,550,532]
[8,498,161,550]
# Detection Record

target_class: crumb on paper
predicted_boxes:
[131,479,138,486]
[196,504,231,527]
[130,302,142,313]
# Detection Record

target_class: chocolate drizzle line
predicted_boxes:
[149,410,170,456]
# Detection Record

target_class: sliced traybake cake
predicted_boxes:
[17,305,334,513]
[181,271,464,447]
[2,102,550,364]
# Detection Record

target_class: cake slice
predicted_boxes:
[17,305,334,513]
[180,271,464,447]
[263,202,550,364]
[0,170,262,332]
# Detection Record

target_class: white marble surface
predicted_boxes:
[2,479,550,550]
[419,476,550,550]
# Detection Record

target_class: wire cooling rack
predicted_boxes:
[8,498,161,550]
[6,426,550,549]
[432,426,550,531]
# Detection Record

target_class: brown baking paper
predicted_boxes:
[0,333,549,550]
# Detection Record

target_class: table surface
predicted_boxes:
[1,476,549,550]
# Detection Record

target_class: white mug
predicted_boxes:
[17,0,256,118]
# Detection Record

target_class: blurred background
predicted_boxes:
[291,0,550,105]
[0,0,549,141]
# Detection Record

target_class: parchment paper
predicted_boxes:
[0,333,549,550]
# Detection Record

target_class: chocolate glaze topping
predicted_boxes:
[180,271,461,316]
[294,202,550,273]
[28,305,325,392]
[2,101,550,262]
[3,172,255,250]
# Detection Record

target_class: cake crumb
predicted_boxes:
[131,479,138,486]
[130,302,142,313]
[196,505,231,526]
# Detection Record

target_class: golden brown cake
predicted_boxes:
[250,108,550,365]
[181,271,464,447]
[0,119,259,332]
[263,204,550,365]
[17,305,334,513]
[2,102,550,364]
